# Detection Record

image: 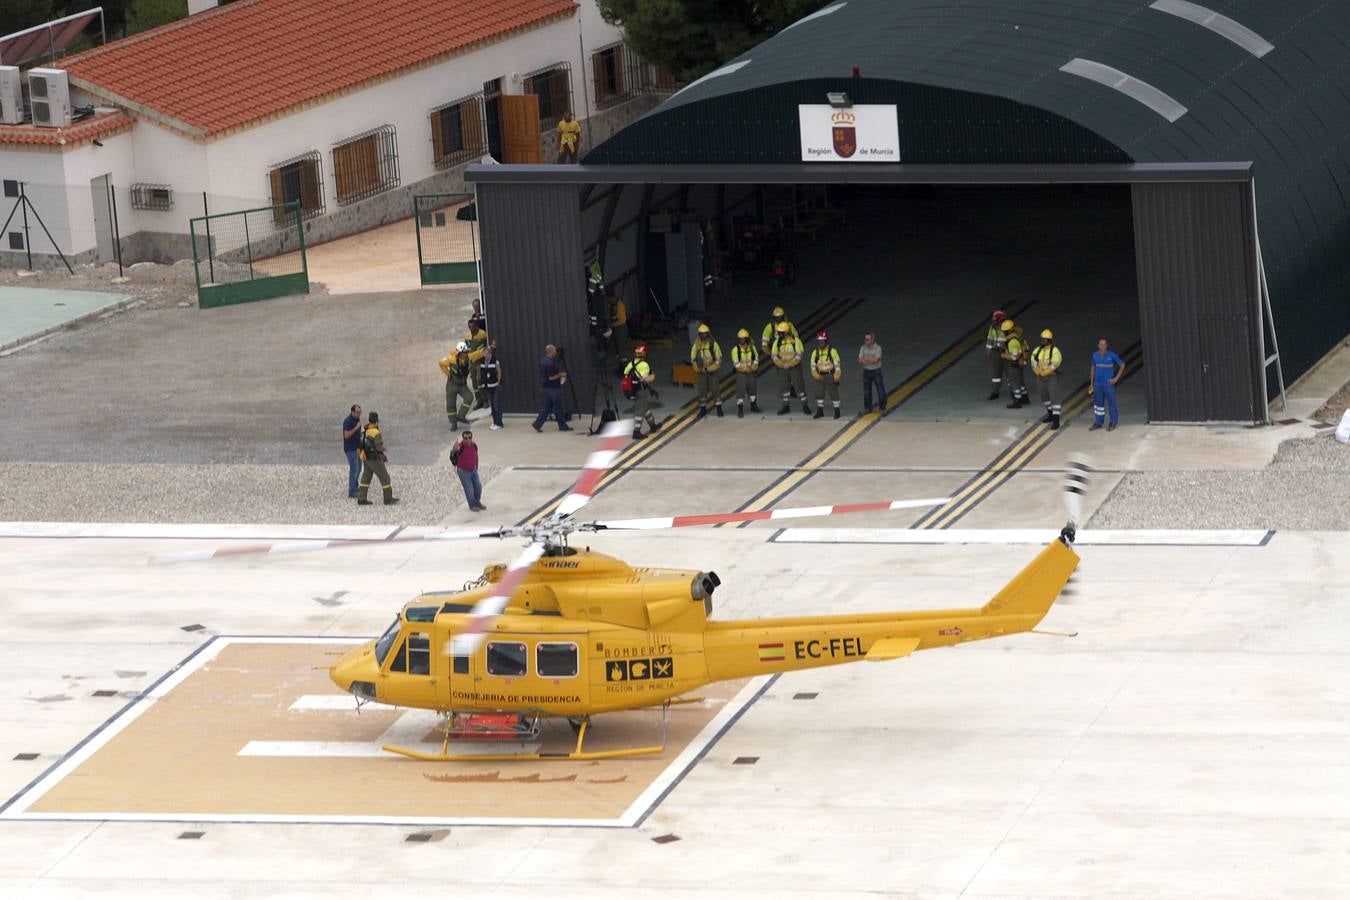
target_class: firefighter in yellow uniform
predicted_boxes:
[556,111,581,163]
[356,412,398,506]
[623,344,660,439]
[1000,319,1029,409]
[690,323,723,418]
[438,341,474,431]
[1031,328,1063,429]
[731,328,761,418]
[985,309,1007,399]
[464,318,490,408]
[771,321,810,416]
[608,295,629,361]
[761,306,800,352]
[809,330,843,419]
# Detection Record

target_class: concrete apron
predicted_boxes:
[3,524,1348,896]
[0,285,133,352]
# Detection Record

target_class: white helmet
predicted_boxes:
[455,341,469,353]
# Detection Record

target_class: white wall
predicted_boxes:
[59,128,136,258]
[0,146,81,257]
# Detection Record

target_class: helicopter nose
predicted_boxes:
[330,644,376,700]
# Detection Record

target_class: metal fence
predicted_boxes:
[189,201,309,308]
[591,44,679,109]
[414,193,479,285]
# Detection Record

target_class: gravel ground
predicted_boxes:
[0,462,504,526]
[1314,377,1350,422]
[1090,433,1350,530]
[2,261,201,310]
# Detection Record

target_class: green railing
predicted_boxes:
[414,193,479,285]
[190,201,310,308]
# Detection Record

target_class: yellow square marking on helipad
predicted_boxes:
[2,638,763,826]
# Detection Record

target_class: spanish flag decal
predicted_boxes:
[758,642,785,663]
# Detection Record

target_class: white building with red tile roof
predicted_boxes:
[0,0,668,268]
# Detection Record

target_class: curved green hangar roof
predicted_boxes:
[587,0,1350,380]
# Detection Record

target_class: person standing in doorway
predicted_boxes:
[1031,329,1063,429]
[532,344,572,432]
[480,343,503,430]
[356,412,398,506]
[464,317,490,408]
[858,333,886,415]
[772,322,810,416]
[1089,337,1126,431]
[731,328,761,418]
[451,430,485,512]
[809,331,843,419]
[342,404,363,498]
[1000,319,1029,408]
[985,310,1007,400]
[556,111,581,163]
[691,323,724,418]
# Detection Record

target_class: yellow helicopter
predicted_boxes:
[163,423,1089,762]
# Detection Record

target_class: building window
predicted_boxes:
[266,151,324,223]
[130,183,173,211]
[3,180,18,198]
[486,641,528,677]
[591,44,680,108]
[8,232,22,250]
[523,62,572,129]
[536,642,579,678]
[332,124,400,206]
[430,95,486,169]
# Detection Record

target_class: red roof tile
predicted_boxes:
[0,110,133,147]
[59,0,577,137]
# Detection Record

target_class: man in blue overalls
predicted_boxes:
[1089,338,1126,431]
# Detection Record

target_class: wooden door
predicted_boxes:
[500,94,542,164]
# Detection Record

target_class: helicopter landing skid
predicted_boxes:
[382,714,665,762]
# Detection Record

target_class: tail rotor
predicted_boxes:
[1061,453,1094,544]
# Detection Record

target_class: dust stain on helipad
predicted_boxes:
[424,771,629,785]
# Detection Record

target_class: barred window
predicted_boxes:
[430,95,486,169]
[591,44,679,108]
[267,151,324,224]
[131,183,173,211]
[523,62,572,129]
[332,125,400,206]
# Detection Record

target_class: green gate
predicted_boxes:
[414,193,479,285]
[190,201,309,308]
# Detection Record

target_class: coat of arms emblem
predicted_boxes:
[831,110,857,158]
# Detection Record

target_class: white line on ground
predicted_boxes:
[775,528,1272,546]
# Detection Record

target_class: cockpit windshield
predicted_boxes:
[374,618,401,666]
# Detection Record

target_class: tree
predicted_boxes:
[598,0,835,84]
[124,0,187,36]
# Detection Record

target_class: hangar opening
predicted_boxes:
[467,0,1349,426]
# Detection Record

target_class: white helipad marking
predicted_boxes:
[776,527,1272,546]
[290,694,359,710]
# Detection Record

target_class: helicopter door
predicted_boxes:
[376,628,438,708]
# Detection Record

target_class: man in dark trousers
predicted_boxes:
[341,403,362,498]
[480,343,503,430]
[356,412,399,505]
[532,344,572,432]
[451,429,485,511]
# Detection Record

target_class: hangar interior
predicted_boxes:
[470,165,1261,425]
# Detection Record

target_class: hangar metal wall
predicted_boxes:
[1132,181,1263,423]
[476,183,592,414]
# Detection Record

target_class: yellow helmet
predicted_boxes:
[1040,329,1054,340]
[776,321,791,333]
[697,323,711,335]
[1000,319,1015,333]
[736,328,750,339]
[772,306,785,318]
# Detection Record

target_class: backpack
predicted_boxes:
[620,370,636,399]
[359,427,375,454]
[449,444,462,465]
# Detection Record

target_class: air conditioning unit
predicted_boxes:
[28,68,72,128]
[0,66,22,125]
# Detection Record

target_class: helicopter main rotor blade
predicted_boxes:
[549,418,634,522]
[590,497,952,531]
[152,528,508,564]
[448,540,548,656]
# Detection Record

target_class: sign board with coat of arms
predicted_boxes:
[798,104,900,162]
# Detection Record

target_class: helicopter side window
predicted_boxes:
[389,632,431,675]
[486,641,528,677]
[536,642,579,678]
[374,618,401,667]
